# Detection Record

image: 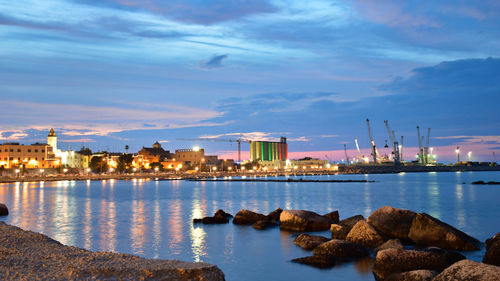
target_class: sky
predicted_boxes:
[1,0,500,162]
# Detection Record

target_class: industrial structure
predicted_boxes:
[250,137,288,162]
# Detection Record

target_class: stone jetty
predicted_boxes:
[0,222,225,280]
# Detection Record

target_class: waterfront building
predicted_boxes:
[250,137,287,161]
[138,142,171,164]
[47,129,88,168]
[0,142,60,169]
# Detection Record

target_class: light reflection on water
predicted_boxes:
[1,171,500,281]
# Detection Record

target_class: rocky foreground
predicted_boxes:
[0,221,225,281]
[194,205,500,280]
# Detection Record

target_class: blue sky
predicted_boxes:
[1,0,499,162]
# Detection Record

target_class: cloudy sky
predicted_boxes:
[1,0,499,162]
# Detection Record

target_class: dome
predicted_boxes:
[152,141,162,149]
[48,128,56,137]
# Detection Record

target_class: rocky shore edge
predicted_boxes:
[0,221,225,281]
[194,205,500,281]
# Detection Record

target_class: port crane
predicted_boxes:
[177,137,250,163]
[344,144,350,165]
[366,118,378,163]
[384,120,400,165]
[424,128,431,164]
[417,126,424,164]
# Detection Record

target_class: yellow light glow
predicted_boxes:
[193,146,200,152]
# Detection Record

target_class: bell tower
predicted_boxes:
[47,128,57,151]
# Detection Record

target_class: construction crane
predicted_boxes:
[176,138,250,162]
[384,120,400,165]
[344,144,350,165]
[417,126,424,164]
[366,118,377,163]
[424,128,431,164]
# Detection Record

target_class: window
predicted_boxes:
[42,149,45,153]
[28,149,31,152]
[9,157,13,160]
[17,149,21,152]
[10,149,13,152]
[35,149,38,152]
[42,158,44,161]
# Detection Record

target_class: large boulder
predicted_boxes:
[367,206,416,241]
[280,210,332,232]
[330,215,365,240]
[346,220,385,248]
[324,210,340,224]
[232,209,268,225]
[312,239,369,259]
[483,232,500,266]
[374,239,404,255]
[193,216,228,224]
[293,234,329,250]
[0,204,8,216]
[433,259,500,281]
[291,255,336,269]
[386,270,437,281]
[267,208,283,222]
[372,248,465,280]
[408,213,480,251]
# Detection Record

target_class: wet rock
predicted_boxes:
[331,224,349,240]
[483,232,500,266]
[252,220,276,230]
[214,209,233,219]
[324,210,340,224]
[312,239,369,259]
[330,215,365,240]
[279,210,333,232]
[374,239,404,255]
[346,220,385,248]
[408,213,480,251]
[0,204,8,216]
[0,222,225,280]
[232,209,268,225]
[372,248,465,280]
[386,270,437,281]
[367,206,416,241]
[293,234,329,250]
[267,208,283,222]
[193,216,229,224]
[291,255,336,269]
[433,259,500,281]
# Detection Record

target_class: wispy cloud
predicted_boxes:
[0,131,29,141]
[198,54,228,70]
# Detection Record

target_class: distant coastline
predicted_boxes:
[1,165,499,184]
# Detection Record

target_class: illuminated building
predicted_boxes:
[0,142,60,169]
[138,142,171,164]
[47,129,88,168]
[250,137,287,161]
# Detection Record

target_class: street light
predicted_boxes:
[468,151,472,161]
[63,168,68,173]
[456,147,460,163]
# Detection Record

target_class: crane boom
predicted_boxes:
[354,138,361,153]
[366,119,377,163]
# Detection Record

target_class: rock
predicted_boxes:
[291,255,336,269]
[331,215,365,240]
[0,203,8,216]
[372,248,465,280]
[324,210,340,224]
[408,213,480,251]
[267,208,283,222]
[346,220,385,248]
[0,222,225,280]
[252,220,276,230]
[279,210,333,232]
[374,239,404,255]
[433,259,500,281]
[483,232,500,266]
[331,224,349,240]
[193,216,229,224]
[214,209,233,219]
[486,232,500,250]
[232,209,268,225]
[293,234,329,250]
[386,270,437,281]
[312,239,369,259]
[367,206,416,241]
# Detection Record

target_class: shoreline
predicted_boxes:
[0,165,499,184]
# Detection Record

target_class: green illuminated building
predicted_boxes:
[250,137,287,161]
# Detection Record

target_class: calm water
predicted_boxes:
[1,171,500,280]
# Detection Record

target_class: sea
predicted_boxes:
[1,171,499,281]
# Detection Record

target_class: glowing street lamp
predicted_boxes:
[455,147,460,163]
[63,168,68,173]
[468,151,472,161]
[154,167,159,172]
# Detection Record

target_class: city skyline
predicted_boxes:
[1,1,500,162]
